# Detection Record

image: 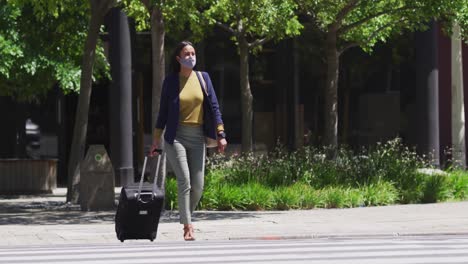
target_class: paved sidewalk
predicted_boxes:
[1,188,468,245]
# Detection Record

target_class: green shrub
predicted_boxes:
[301,186,321,209]
[165,177,178,210]
[242,183,274,210]
[213,185,247,210]
[320,187,347,208]
[199,184,218,210]
[362,181,398,206]
[448,170,468,200]
[345,188,365,208]
[206,138,428,190]
[162,138,467,211]
[399,187,423,204]
[421,174,452,203]
[395,173,425,204]
[274,184,305,210]
[205,169,226,186]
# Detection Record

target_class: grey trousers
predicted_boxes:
[165,125,206,224]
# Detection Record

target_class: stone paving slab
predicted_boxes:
[1,189,468,245]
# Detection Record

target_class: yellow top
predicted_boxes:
[153,72,224,140]
[179,72,204,126]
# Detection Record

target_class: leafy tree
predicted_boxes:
[0,0,97,100]
[202,0,303,153]
[0,1,109,160]
[296,0,467,149]
[1,0,114,202]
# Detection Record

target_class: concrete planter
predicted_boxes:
[0,159,57,194]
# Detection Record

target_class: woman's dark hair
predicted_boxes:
[170,40,194,73]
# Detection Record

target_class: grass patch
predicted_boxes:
[243,183,274,210]
[361,181,398,206]
[421,174,452,203]
[448,170,468,200]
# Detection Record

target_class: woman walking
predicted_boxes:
[150,41,227,240]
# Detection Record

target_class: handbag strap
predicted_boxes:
[196,71,208,96]
[196,71,217,146]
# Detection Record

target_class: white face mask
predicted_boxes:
[179,56,196,69]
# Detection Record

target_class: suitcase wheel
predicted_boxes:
[118,232,125,242]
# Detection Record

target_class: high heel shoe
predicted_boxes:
[183,224,195,241]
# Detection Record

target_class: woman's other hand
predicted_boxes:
[217,138,227,153]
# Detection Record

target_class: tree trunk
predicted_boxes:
[323,29,339,149]
[66,8,106,203]
[151,7,165,128]
[451,23,466,168]
[239,38,253,153]
[150,6,166,180]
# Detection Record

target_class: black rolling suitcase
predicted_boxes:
[115,151,165,242]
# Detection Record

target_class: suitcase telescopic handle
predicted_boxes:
[137,149,163,201]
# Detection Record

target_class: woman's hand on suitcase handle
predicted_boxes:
[150,148,162,157]
[150,139,162,157]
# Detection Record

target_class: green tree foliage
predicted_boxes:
[453,2,468,39]
[123,0,198,33]
[296,0,468,149]
[299,0,466,52]
[0,0,108,101]
[201,0,303,153]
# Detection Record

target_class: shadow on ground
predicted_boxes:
[0,200,276,225]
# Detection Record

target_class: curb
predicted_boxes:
[229,232,468,240]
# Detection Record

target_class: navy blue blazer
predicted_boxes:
[155,71,224,144]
